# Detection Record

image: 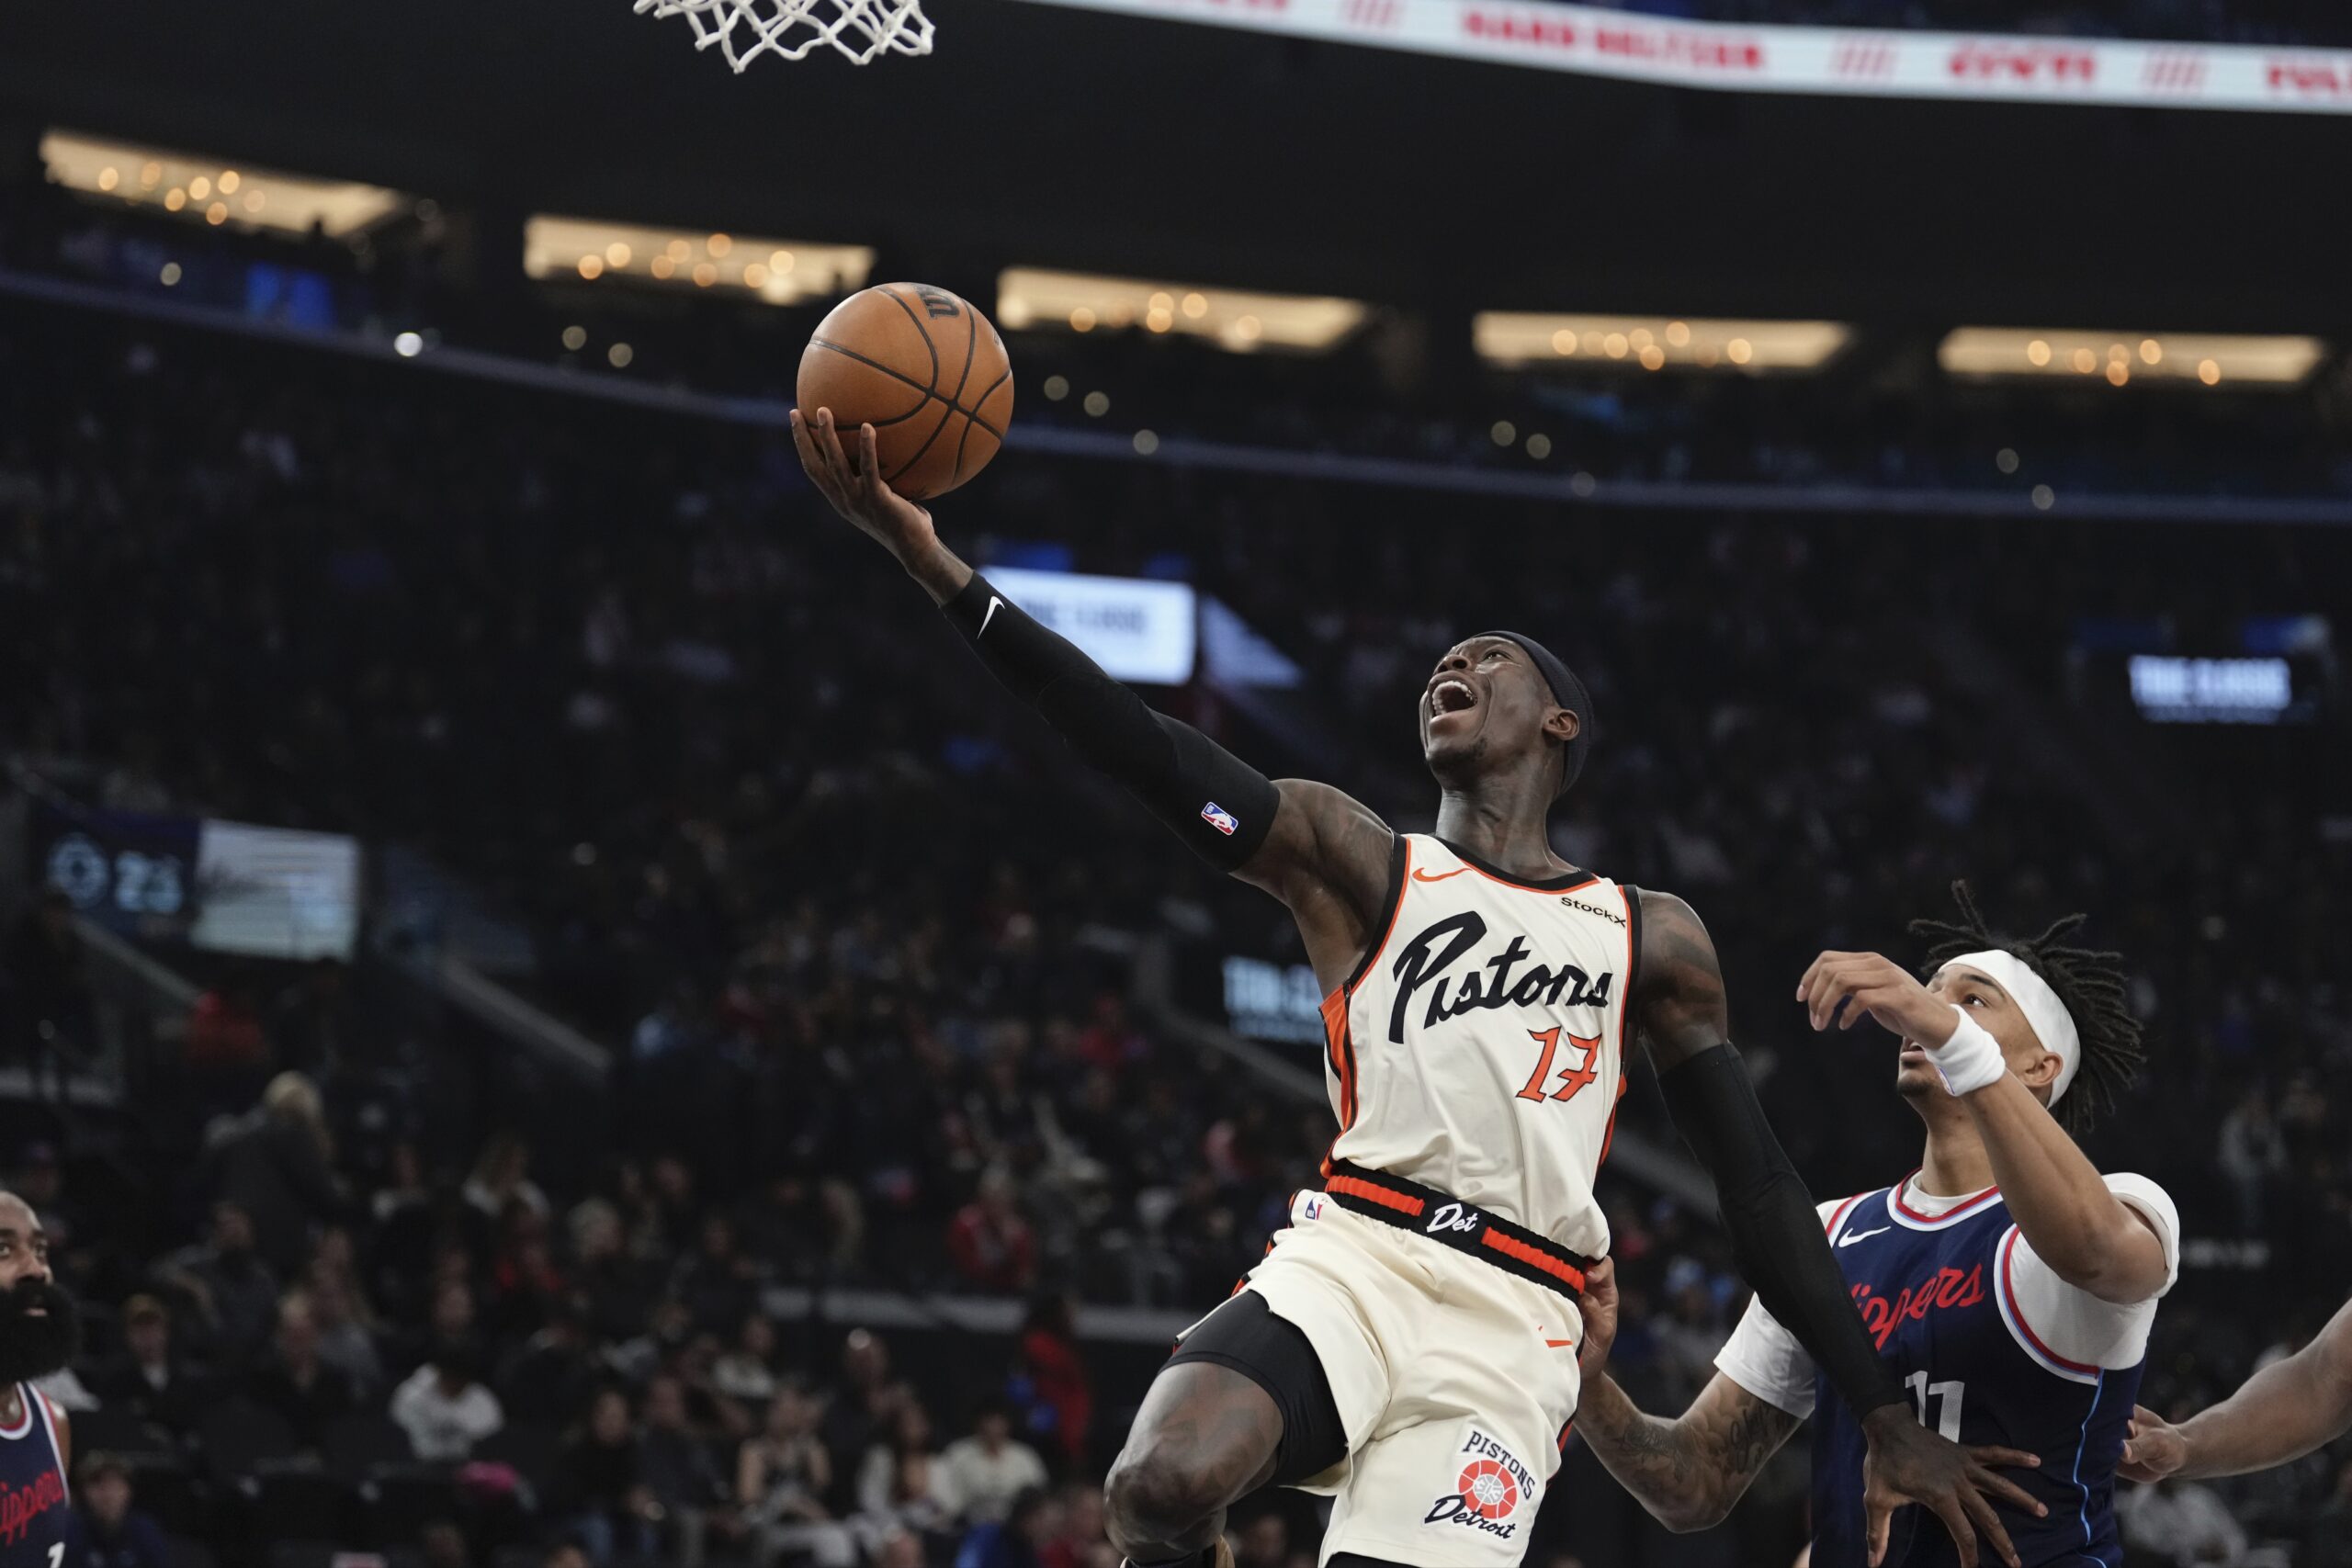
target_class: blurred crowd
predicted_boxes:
[0,179,2347,1566]
[8,1099,1152,1568]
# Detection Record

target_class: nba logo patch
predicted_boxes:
[1201,801,1239,836]
[1296,1193,1326,1222]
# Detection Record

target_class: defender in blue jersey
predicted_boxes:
[1572,886,2177,1568]
[0,1190,75,1566]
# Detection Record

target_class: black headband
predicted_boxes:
[1475,630,1595,795]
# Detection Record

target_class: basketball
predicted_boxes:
[797,282,1014,501]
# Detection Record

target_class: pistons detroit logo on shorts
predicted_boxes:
[1424,1427,1535,1540]
[1458,1457,1518,1518]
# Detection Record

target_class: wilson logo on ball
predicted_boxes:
[798,282,1013,501]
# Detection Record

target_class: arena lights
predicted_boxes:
[996,269,1367,353]
[1474,313,1850,373]
[522,216,873,305]
[1938,329,2325,388]
[40,130,408,238]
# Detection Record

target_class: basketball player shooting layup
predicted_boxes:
[1573,886,2173,1568]
[792,407,2020,1568]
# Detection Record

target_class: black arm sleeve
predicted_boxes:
[944,571,1281,872]
[1657,1043,1906,1418]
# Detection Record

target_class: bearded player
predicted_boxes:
[1574,886,2172,1567]
[793,408,2020,1568]
[0,1190,75,1564]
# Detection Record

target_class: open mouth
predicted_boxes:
[1899,1045,1929,1064]
[1430,677,1477,720]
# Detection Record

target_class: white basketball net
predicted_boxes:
[631,0,933,68]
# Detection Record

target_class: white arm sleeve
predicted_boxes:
[1714,1293,1817,1419]
[1713,1195,1846,1420]
[2001,1173,2179,1372]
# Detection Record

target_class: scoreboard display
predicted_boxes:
[1172,940,1327,1068]
[33,802,362,961]
[2076,613,2336,728]
[37,804,198,944]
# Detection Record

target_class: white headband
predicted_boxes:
[1939,950,2080,1107]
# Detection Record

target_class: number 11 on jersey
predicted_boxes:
[1905,1371,1965,1441]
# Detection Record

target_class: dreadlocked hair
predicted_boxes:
[1906,880,2145,1137]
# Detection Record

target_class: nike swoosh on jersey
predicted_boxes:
[1838,1226,1891,1247]
[980,595,1004,635]
[1412,867,1469,883]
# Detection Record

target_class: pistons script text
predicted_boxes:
[1388,913,1615,1043]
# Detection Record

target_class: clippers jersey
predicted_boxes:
[1809,1187,2143,1568]
[1317,834,1636,1260]
[0,1382,69,1564]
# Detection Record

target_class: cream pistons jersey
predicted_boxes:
[1318,833,1638,1260]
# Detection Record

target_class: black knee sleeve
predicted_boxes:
[1166,1291,1348,1485]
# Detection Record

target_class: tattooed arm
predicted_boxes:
[1577,1371,1802,1533]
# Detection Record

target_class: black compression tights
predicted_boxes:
[1328,1556,1414,1567]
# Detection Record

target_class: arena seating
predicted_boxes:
[0,174,2344,1568]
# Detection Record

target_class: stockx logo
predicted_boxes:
[1560,896,1625,927]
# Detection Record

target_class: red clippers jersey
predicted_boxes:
[0,1384,68,1564]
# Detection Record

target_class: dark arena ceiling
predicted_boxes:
[2,0,2346,328]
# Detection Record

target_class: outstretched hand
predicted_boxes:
[790,406,939,567]
[2119,1404,2188,1483]
[1796,951,1959,1047]
[1861,1405,2045,1568]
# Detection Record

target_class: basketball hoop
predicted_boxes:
[631,0,933,68]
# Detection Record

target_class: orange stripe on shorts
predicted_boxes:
[1328,1174,1425,1218]
[1480,1227,1587,1292]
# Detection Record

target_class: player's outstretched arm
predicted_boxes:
[1797,951,2168,1304]
[1568,1257,1801,1530]
[1634,891,2034,1568]
[2122,1296,2352,1483]
[1578,1371,1803,1533]
[792,410,1396,980]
